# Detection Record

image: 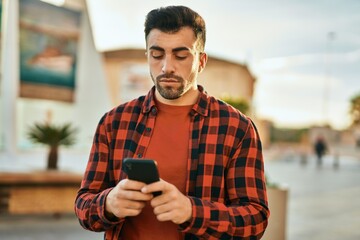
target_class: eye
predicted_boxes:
[150,51,164,59]
[175,55,187,60]
[175,51,189,60]
[152,54,163,59]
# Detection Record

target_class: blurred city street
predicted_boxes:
[265,147,360,240]
[1,149,360,240]
[1,1,359,240]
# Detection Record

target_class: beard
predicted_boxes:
[151,73,194,100]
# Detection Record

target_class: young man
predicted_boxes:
[75,6,269,239]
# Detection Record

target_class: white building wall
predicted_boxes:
[0,1,111,171]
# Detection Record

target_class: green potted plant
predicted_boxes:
[27,122,77,170]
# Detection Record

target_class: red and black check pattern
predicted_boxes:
[75,86,269,239]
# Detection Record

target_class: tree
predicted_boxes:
[27,122,77,170]
[350,93,360,126]
[221,96,249,114]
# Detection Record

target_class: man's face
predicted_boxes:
[146,27,207,105]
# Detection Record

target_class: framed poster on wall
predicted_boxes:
[19,0,81,102]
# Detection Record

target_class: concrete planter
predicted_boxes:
[0,172,82,215]
[262,186,289,240]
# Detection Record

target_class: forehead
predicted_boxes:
[146,27,197,50]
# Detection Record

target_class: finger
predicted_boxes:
[111,199,147,218]
[114,207,143,218]
[120,199,146,210]
[150,188,178,207]
[154,208,188,224]
[150,193,169,208]
[119,179,147,191]
[118,189,154,201]
[141,179,168,195]
[153,203,173,215]
[154,210,175,222]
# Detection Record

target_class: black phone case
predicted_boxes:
[122,158,161,196]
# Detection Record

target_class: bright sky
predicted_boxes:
[86,0,360,130]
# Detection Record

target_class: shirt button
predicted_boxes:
[146,127,151,132]
[151,108,157,115]
[137,153,142,158]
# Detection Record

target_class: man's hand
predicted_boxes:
[141,179,192,224]
[105,179,154,220]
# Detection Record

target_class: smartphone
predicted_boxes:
[122,158,161,196]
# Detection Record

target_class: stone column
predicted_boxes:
[1,0,19,156]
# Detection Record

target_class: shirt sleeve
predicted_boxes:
[74,115,125,232]
[180,119,269,239]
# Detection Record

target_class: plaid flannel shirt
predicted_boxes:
[75,85,269,239]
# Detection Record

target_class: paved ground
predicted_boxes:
[0,214,102,240]
[265,150,360,240]
[1,150,359,240]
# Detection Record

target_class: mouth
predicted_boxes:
[158,78,180,85]
[156,74,182,83]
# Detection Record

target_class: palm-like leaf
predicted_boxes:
[28,122,77,147]
[27,122,77,170]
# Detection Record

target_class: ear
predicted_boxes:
[198,52,208,73]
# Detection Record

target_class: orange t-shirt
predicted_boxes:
[121,100,192,240]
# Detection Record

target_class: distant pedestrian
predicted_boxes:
[314,136,327,166]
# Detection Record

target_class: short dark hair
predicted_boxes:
[144,6,206,51]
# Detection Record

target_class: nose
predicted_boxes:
[161,56,175,73]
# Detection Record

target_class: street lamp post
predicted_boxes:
[322,31,336,126]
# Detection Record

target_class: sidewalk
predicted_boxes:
[0,214,102,240]
[1,152,359,240]
[265,152,360,240]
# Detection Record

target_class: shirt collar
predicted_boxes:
[142,85,210,117]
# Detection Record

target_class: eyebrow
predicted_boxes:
[149,46,191,53]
